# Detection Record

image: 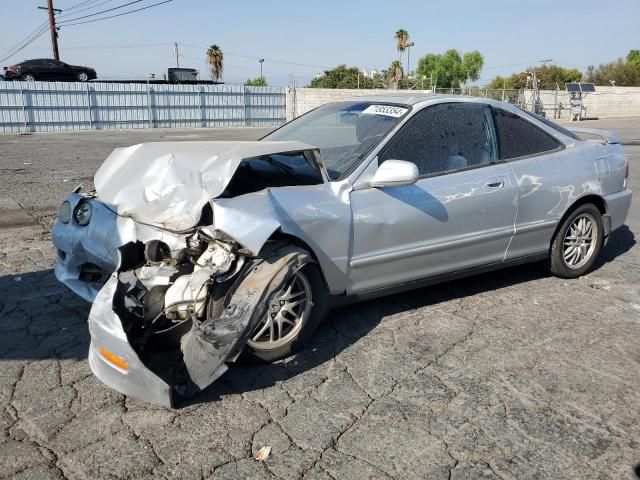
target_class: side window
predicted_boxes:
[379,103,496,177]
[492,108,562,160]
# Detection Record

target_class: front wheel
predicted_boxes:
[243,263,327,363]
[77,72,89,82]
[549,204,604,278]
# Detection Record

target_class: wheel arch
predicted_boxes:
[550,194,607,248]
[261,229,331,292]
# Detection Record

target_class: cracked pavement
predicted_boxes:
[1,120,639,479]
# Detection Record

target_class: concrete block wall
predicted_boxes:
[287,87,640,121]
[523,87,640,120]
[286,88,432,120]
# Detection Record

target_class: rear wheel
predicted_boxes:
[21,73,35,81]
[549,204,603,278]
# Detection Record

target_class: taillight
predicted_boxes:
[5,65,17,73]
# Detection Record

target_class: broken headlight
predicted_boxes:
[58,201,71,224]
[74,200,92,226]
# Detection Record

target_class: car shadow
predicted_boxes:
[593,224,636,269]
[0,226,635,406]
[187,225,637,405]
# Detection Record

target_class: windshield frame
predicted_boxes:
[261,101,413,182]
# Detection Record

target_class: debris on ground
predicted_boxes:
[254,446,271,462]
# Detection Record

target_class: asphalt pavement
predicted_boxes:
[0,119,639,479]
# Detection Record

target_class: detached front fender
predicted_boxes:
[180,246,313,391]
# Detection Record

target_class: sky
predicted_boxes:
[0,0,638,87]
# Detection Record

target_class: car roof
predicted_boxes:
[340,93,517,109]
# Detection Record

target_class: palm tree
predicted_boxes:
[395,29,409,61]
[386,60,403,90]
[206,44,224,81]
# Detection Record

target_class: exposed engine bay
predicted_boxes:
[104,227,314,404]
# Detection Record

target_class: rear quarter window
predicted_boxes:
[492,108,563,160]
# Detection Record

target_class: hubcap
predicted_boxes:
[78,73,88,81]
[563,213,597,269]
[248,271,312,350]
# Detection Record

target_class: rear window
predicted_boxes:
[523,110,583,141]
[492,108,562,160]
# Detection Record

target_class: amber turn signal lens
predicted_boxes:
[98,347,128,372]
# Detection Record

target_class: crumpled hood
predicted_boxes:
[94,140,316,231]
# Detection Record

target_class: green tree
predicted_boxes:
[309,64,376,89]
[532,65,582,89]
[415,49,484,89]
[585,58,640,86]
[386,60,403,90]
[245,76,267,86]
[485,75,514,90]
[500,65,582,90]
[627,49,640,66]
[206,44,224,81]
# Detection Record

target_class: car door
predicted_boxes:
[23,60,45,79]
[44,60,67,80]
[490,108,580,260]
[348,102,518,293]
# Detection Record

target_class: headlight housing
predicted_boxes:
[58,201,71,223]
[74,200,92,226]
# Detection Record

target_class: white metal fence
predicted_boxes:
[0,81,286,133]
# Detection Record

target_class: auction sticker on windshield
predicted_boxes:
[362,105,408,117]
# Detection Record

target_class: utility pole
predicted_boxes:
[174,42,180,68]
[39,0,61,60]
[259,58,264,79]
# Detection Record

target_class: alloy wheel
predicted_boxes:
[248,271,312,350]
[563,213,598,269]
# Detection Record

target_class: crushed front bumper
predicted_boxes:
[88,273,175,407]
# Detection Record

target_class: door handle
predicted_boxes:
[486,180,505,188]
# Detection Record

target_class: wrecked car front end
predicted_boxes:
[52,141,325,407]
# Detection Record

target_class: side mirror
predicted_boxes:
[370,159,419,188]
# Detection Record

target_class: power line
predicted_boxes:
[181,44,331,70]
[63,0,106,12]
[59,0,173,27]
[0,21,48,62]
[58,0,145,24]
[0,25,50,64]
[57,0,119,18]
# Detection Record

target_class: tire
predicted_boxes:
[77,72,89,82]
[245,262,327,362]
[21,73,35,81]
[208,248,328,363]
[549,204,604,279]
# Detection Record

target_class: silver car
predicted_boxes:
[52,95,632,406]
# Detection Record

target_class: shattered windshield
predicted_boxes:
[263,101,409,180]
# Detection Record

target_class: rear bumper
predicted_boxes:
[604,188,632,234]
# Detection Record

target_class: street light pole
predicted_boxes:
[259,58,264,79]
[405,41,414,80]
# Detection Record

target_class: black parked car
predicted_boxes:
[3,59,97,82]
